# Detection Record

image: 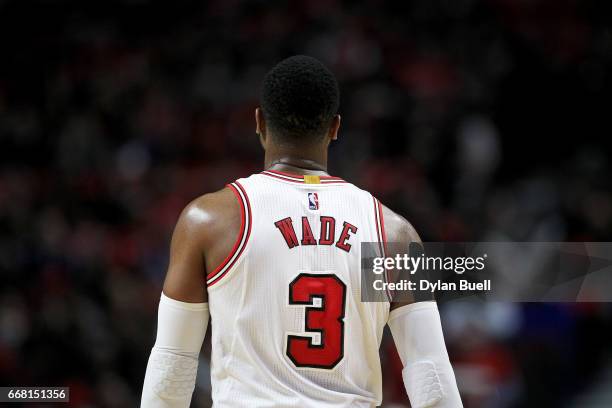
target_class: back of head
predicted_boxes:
[261,55,340,144]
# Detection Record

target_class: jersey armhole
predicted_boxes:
[206,181,252,287]
[372,196,388,255]
[373,196,391,301]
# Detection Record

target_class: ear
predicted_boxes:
[255,107,267,147]
[328,114,341,141]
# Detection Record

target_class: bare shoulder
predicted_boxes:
[379,204,430,308]
[183,186,243,266]
[162,186,241,302]
[178,187,240,239]
[380,203,421,244]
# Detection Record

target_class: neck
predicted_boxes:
[264,145,329,175]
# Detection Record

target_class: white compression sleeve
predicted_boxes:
[388,301,463,408]
[141,293,209,408]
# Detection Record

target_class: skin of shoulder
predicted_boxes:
[380,204,421,245]
[379,204,434,309]
[162,186,242,303]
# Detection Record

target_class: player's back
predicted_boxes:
[207,170,389,407]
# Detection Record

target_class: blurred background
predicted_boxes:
[1,0,612,407]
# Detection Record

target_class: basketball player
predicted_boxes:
[141,56,462,407]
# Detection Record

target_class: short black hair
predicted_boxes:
[261,55,339,143]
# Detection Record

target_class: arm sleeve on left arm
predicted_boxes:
[388,301,463,408]
[141,293,209,408]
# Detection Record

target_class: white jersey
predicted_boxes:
[206,170,390,407]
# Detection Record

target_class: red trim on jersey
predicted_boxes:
[373,197,383,256]
[261,169,347,184]
[373,197,392,301]
[206,181,252,287]
[235,181,252,257]
[205,184,244,282]
[377,199,388,255]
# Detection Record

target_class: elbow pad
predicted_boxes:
[388,302,462,408]
[141,293,209,407]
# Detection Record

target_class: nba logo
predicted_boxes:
[308,193,319,210]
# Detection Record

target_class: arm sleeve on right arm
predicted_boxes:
[141,293,209,408]
[388,301,463,408]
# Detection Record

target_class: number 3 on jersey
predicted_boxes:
[286,273,347,369]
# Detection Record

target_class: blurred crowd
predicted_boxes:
[1,0,612,407]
